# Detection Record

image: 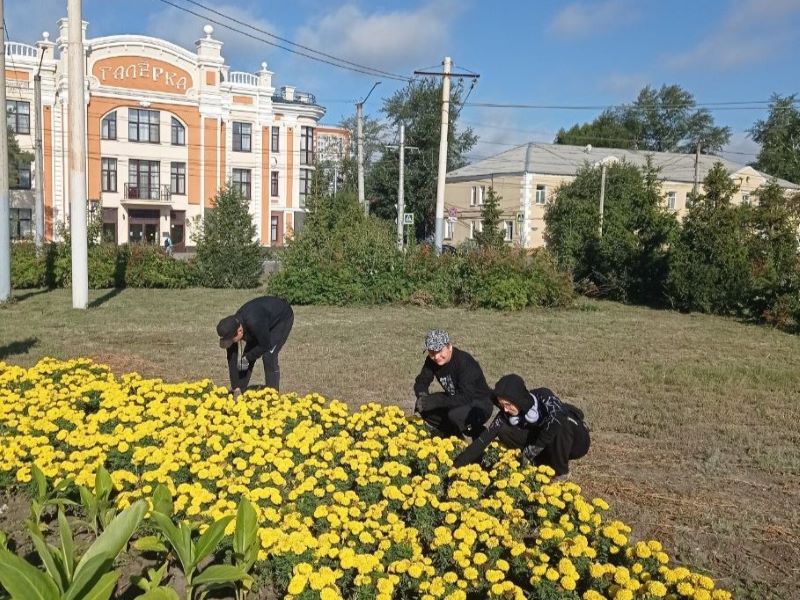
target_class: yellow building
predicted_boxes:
[445,143,799,249]
[6,22,348,248]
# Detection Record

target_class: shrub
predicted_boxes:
[124,244,193,288]
[10,242,45,288]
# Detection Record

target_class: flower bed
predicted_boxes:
[0,358,730,599]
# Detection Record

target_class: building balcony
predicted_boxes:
[123,183,172,203]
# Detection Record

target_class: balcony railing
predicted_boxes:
[228,71,259,86]
[124,183,171,201]
[5,42,38,59]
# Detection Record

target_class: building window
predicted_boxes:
[102,111,117,140]
[667,191,676,210]
[171,117,185,146]
[128,160,160,199]
[470,187,476,206]
[271,126,280,153]
[101,158,117,192]
[742,193,751,206]
[479,185,486,205]
[271,171,279,197]
[170,162,186,195]
[12,163,31,189]
[7,100,30,134]
[535,184,546,205]
[232,122,252,152]
[271,215,279,242]
[299,168,312,207]
[300,126,314,165]
[128,108,160,143]
[232,168,251,200]
[504,220,514,241]
[10,208,32,240]
[445,219,454,240]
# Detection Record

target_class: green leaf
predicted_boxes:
[233,499,257,560]
[31,464,47,503]
[27,528,67,593]
[0,547,60,600]
[63,554,113,600]
[74,501,146,581]
[192,564,249,587]
[136,587,181,600]
[150,512,192,574]
[95,465,113,500]
[71,570,119,600]
[151,484,173,517]
[132,535,168,553]
[58,509,75,581]
[0,530,6,548]
[192,516,234,568]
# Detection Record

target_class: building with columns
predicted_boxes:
[6,21,349,248]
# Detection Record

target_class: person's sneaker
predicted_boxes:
[551,472,571,483]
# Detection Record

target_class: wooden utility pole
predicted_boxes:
[0,0,10,302]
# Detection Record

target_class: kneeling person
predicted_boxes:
[453,374,590,476]
[413,330,493,439]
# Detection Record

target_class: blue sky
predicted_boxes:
[8,0,800,162]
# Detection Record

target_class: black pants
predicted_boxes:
[238,312,294,391]
[497,417,590,476]
[420,393,491,438]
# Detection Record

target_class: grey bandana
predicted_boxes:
[425,329,450,352]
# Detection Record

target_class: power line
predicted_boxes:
[464,98,800,111]
[175,0,411,83]
[155,0,410,82]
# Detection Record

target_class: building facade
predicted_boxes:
[445,143,799,249]
[5,22,348,248]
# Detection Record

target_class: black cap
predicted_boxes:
[216,316,240,348]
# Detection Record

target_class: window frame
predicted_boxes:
[504,220,514,241]
[271,126,280,153]
[232,168,252,200]
[10,208,33,240]
[102,111,117,140]
[232,121,252,152]
[270,170,279,197]
[170,162,186,195]
[170,117,185,146]
[7,100,30,134]
[128,159,161,199]
[299,168,312,207]
[535,184,546,205]
[667,191,676,210]
[13,162,32,190]
[101,157,117,192]
[300,126,314,165]
[128,108,161,143]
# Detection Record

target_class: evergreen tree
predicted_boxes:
[474,187,505,249]
[193,185,263,288]
[750,94,800,184]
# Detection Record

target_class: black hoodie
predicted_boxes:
[452,374,568,467]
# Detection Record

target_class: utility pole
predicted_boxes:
[34,61,45,250]
[0,0,10,302]
[356,81,380,216]
[396,123,405,250]
[68,0,88,309]
[433,56,451,253]
[693,139,701,197]
[599,163,607,237]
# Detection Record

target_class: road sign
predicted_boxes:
[403,212,415,225]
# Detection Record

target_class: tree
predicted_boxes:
[750,94,800,184]
[8,126,33,189]
[555,84,731,153]
[667,163,752,314]
[368,78,477,238]
[193,185,263,288]
[544,159,677,303]
[339,113,387,175]
[474,187,505,249]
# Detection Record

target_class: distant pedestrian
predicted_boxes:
[452,374,590,478]
[413,329,493,439]
[163,234,173,256]
[216,296,294,397]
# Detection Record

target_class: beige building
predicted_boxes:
[5,22,348,248]
[445,143,799,249]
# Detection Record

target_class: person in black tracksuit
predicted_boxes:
[216,296,294,396]
[413,330,493,439]
[453,373,590,476]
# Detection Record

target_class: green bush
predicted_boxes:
[10,242,45,288]
[124,244,193,288]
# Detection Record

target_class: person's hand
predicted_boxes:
[415,393,429,414]
[522,444,544,464]
[239,355,250,371]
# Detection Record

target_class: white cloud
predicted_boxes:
[598,72,648,98]
[666,0,800,70]
[548,0,640,38]
[295,2,460,74]
[144,4,279,71]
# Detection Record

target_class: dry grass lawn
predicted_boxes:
[1,288,799,598]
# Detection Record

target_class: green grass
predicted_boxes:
[2,288,800,598]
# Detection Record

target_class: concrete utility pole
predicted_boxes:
[396,124,405,250]
[693,139,701,197]
[0,0,10,302]
[356,81,380,216]
[433,56,451,253]
[68,0,88,309]
[34,64,45,250]
[599,163,607,237]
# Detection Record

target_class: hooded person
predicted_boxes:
[452,374,590,477]
[216,296,294,397]
[413,329,493,439]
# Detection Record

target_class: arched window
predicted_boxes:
[171,117,185,146]
[101,111,117,140]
